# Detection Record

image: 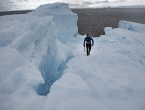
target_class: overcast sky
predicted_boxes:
[0,0,145,11]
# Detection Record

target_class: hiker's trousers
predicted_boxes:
[86,43,91,54]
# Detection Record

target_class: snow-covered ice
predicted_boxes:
[0,3,145,110]
[0,2,77,108]
[118,20,145,33]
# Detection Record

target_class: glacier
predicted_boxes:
[0,3,77,108]
[0,3,145,110]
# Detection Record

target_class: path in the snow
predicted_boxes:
[61,35,145,110]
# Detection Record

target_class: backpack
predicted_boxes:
[86,37,91,44]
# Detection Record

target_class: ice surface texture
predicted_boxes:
[0,3,145,110]
[31,3,78,44]
[0,3,77,109]
[118,20,145,33]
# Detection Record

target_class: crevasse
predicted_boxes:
[0,3,78,97]
[31,3,77,95]
[37,52,73,95]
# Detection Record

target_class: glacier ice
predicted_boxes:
[0,2,77,102]
[118,20,145,33]
[31,3,78,44]
[37,39,73,95]
[0,3,145,110]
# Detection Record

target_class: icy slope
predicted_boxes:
[0,3,77,109]
[46,21,145,110]
[0,2,145,110]
[18,20,145,110]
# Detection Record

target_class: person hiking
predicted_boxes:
[83,33,94,56]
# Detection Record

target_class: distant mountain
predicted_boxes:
[110,5,145,8]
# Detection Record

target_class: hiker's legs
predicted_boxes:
[86,44,89,55]
[88,44,91,53]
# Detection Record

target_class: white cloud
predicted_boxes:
[0,0,145,11]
